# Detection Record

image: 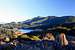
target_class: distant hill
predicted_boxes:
[0,16,75,30]
[20,16,75,30]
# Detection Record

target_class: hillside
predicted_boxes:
[0,16,75,30]
[20,16,75,30]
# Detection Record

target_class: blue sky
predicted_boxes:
[0,0,74,23]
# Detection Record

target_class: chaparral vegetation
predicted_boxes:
[0,16,75,50]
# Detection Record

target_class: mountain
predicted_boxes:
[20,16,56,29]
[0,16,75,30]
[22,16,56,25]
[20,16,75,30]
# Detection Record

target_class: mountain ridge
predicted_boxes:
[0,16,75,29]
[20,16,75,29]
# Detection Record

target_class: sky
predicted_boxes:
[0,0,74,23]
